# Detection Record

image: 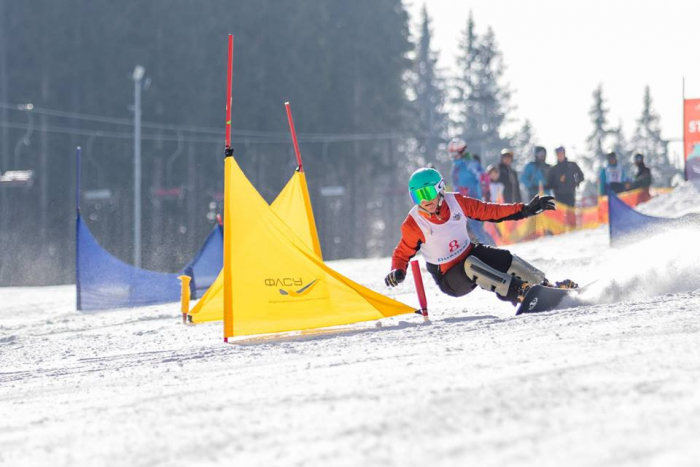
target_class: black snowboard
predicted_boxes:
[516,285,579,315]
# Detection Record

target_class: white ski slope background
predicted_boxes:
[1,182,699,467]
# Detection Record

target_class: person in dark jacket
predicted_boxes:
[632,153,652,189]
[632,153,652,202]
[497,149,522,203]
[520,146,551,199]
[546,146,584,207]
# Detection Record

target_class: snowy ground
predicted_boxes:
[638,180,700,217]
[2,186,700,466]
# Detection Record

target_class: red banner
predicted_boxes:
[683,98,700,180]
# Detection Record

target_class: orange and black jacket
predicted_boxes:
[391,194,525,278]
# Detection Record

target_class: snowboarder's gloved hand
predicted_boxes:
[384,269,406,287]
[523,195,555,217]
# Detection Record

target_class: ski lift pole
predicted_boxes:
[75,146,82,214]
[410,260,429,322]
[76,146,82,311]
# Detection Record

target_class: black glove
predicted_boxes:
[522,195,555,217]
[384,269,406,287]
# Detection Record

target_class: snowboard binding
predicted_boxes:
[517,279,578,303]
[554,279,578,289]
[541,278,578,290]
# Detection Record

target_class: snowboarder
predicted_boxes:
[385,167,576,305]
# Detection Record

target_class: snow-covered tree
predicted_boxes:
[452,12,478,140]
[580,84,610,194]
[607,120,634,177]
[586,85,609,160]
[630,86,676,185]
[452,13,512,166]
[409,4,448,164]
[509,119,536,172]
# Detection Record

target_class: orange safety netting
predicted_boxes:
[485,187,671,246]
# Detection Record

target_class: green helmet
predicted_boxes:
[408,168,445,204]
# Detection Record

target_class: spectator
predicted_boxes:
[487,164,504,203]
[632,153,652,189]
[688,144,700,179]
[467,154,496,246]
[472,154,491,202]
[632,153,652,202]
[599,151,631,196]
[448,138,482,199]
[520,146,551,199]
[546,146,584,207]
[497,149,522,203]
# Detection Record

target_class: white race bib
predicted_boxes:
[606,166,623,183]
[409,193,471,265]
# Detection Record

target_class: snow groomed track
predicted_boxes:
[1,183,699,466]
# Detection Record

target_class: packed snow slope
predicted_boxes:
[638,179,700,217]
[1,185,699,467]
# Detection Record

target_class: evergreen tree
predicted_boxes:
[409,4,448,164]
[453,12,478,144]
[453,15,512,166]
[582,84,610,192]
[315,0,412,259]
[631,86,676,185]
[0,0,415,283]
[607,120,633,178]
[510,119,536,172]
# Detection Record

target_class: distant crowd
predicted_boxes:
[446,138,653,206]
[445,138,655,244]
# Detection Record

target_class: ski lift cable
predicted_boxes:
[0,102,412,141]
[0,119,410,145]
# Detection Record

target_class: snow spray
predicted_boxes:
[580,227,700,305]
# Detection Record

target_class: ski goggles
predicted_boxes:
[410,185,440,204]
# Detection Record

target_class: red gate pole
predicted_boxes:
[225,35,233,150]
[410,260,429,322]
[285,102,303,171]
